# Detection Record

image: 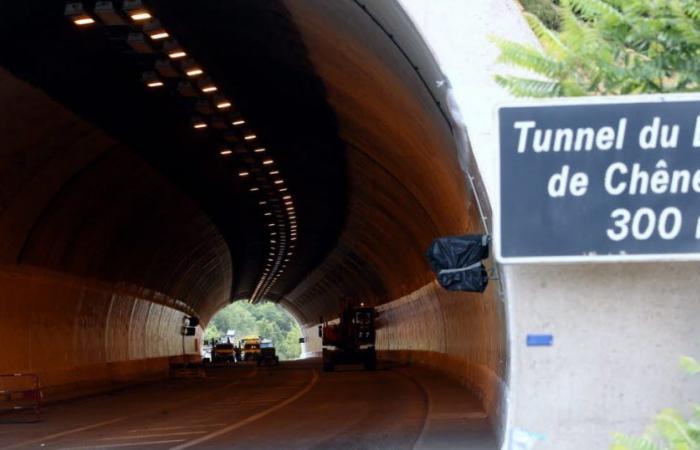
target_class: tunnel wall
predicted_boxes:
[375,280,506,429]
[0,266,198,399]
[285,0,508,442]
[0,69,230,398]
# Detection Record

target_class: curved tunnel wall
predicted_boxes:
[283,0,507,435]
[0,69,231,396]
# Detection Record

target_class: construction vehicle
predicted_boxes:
[239,336,262,362]
[320,304,376,372]
[257,340,280,366]
[211,341,236,364]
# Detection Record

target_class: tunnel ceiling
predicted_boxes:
[0,0,479,326]
[0,0,347,315]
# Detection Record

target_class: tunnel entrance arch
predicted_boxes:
[0,0,507,445]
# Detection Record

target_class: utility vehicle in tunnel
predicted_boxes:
[321,305,377,372]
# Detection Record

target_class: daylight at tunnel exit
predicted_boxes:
[0,1,699,450]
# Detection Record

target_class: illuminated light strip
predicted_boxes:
[74,17,95,25]
[168,51,187,59]
[130,12,152,21]
[149,32,169,40]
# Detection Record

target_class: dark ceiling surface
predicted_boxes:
[0,0,348,305]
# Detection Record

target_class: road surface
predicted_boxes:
[0,359,496,449]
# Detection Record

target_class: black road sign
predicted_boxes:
[496,94,700,263]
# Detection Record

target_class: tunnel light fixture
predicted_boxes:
[123,0,151,21]
[65,3,96,26]
[186,67,203,77]
[182,59,203,77]
[284,201,292,206]
[192,118,207,129]
[259,201,267,205]
[268,223,274,227]
[73,16,95,25]
[283,195,291,200]
[291,237,297,241]
[145,21,169,40]
[278,187,288,192]
[232,119,246,126]
[238,171,249,177]
[253,148,266,153]
[220,149,233,156]
[197,78,218,93]
[244,134,256,141]
[264,212,271,216]
[269,170,279,175]
[262,159,274,165]
[130,11,151,21]
[274,180,284,185]
[215,98,232,110]
[142,71,163,88]
[250,187,260,192]
[164,41,187,59]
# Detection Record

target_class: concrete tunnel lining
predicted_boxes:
[0,0,506,442]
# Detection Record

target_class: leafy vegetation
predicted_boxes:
[204,301,302,360]
[611,355,700,450]
[494,0,700,97]
[520,0,560,30]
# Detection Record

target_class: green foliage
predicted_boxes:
[611,356,700,450]
[520,0,561,30]
[205,301,302,360]
[495,0,700,97]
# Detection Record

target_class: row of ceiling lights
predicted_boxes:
[65,0,297,302]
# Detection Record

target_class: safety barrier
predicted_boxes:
[0,373,41,423]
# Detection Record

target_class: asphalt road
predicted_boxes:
[0,359,496,450]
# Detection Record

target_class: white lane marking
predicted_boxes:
[127,424,224,433]
[58,439,185,449]
[169,370,319,450]
[99,431,207,440]
[1,418,126,450]
[3,367,259,450]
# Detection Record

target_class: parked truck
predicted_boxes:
[320,304,376,372]
[239,336,262,362]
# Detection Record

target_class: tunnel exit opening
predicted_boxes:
[203,301,303,363]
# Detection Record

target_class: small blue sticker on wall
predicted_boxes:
[526,334,553,346]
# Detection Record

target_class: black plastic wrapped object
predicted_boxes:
[426,234,490,293]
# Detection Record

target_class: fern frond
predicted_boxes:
[680,356,700,375]
[492,37,564,78]
[494,75,562,97]
[611,433,662,450]
[567,0,625,23]
[523,12,568,57]
[655,409,696,446]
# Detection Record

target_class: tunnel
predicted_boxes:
[0,0,506,447]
